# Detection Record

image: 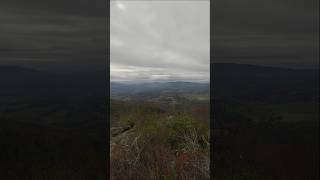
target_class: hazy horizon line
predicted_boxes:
[110,80,210,84]
[1,62,318,73]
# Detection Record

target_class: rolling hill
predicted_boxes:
[212,63,319,103]
[0,66,107,97]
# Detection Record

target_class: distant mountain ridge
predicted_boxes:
[212,63,319,103]
[1,63,318,102]
[0,66,107,97]
[111,81,209,99]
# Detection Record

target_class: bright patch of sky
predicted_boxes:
[110,0,209,82]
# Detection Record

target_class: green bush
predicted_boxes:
[164,115,209,152]
[119,115,135,127]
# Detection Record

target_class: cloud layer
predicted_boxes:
[0,0,107,72]
[1,0,316,74]
[110,1,210,82]
[212,0,319,68]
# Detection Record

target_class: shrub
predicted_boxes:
[165,115,209,152]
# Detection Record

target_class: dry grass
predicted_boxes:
[110,114,209,180]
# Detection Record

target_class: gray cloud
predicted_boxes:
[212,0,319,68]
[110,1,210,82]
[0,0,107,72]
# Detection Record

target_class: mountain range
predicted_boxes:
[0,66,107,97]
[0,63,318,103]
[212,63,319,103]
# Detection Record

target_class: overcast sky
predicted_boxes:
[1,0,317,74]
[110,0,210,82]
[0,0,107,72]
[212,0,319,69]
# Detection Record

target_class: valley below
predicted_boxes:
[110,82,210,179]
